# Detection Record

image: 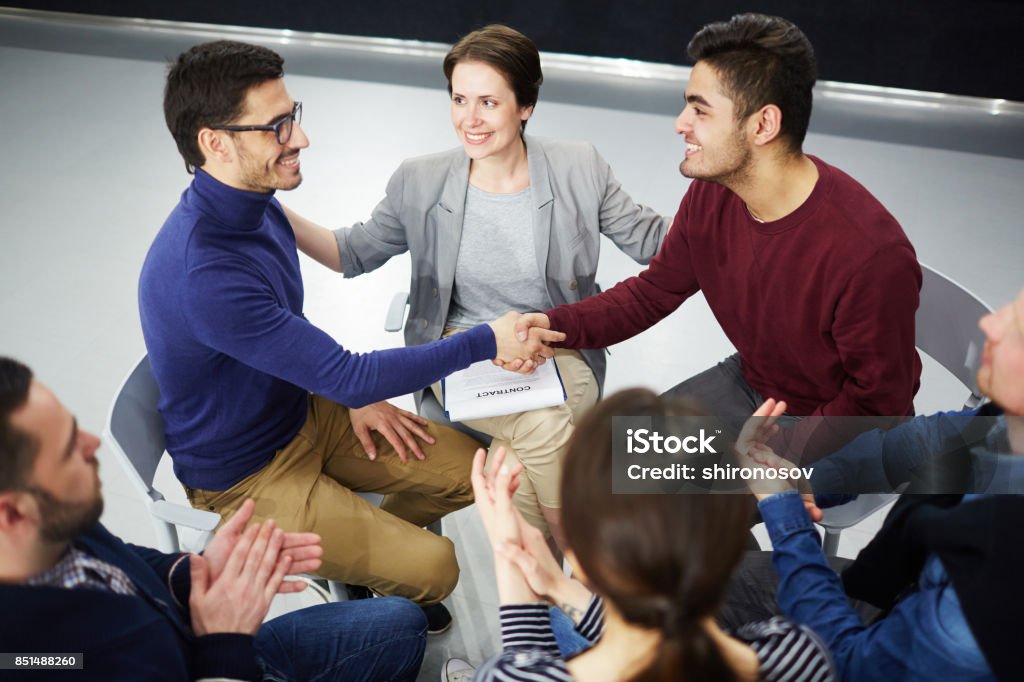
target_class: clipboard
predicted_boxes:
[442,357,567,421]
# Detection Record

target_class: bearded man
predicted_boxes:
[511,14,922,451]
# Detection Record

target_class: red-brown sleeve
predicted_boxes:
[546,200,700,349]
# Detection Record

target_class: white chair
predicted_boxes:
[103,354,219,553]
[103,354,340,603]
[818,263,992,556]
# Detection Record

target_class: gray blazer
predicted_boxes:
[334,135,670,393]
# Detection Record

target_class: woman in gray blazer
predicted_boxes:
[286,24,669,553]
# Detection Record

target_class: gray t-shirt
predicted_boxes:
[446,184,553,329]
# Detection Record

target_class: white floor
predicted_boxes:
[1,16,1022,681]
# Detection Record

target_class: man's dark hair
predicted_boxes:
[687,13,817,153]
[164,40,285,173]
[0,357,35,492]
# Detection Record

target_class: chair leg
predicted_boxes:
[328,581,348,602]
[822,529,842,557]
[151,519,182,553]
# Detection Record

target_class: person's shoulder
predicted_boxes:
[140,203,203,292]
[735,616,835,681]
[734,615,811,640]
[475,650,573,681]
[153,194,200,237]
[399,146,463,175]
[74,522,135,559]
[818,158,884,204]
[676,177,733,221]
[388,148,465,203]
[148,195,209,252]
[81,522,117,542]
[529,136,599,165]
[813,156,906,236]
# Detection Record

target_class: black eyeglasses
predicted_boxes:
[211,101,302,145]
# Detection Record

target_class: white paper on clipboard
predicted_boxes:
[442,357,567,421]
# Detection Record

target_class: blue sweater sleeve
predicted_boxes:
[760,492,990,682]
[811,410,977,496]
[127,543,191,606]
[126,543,262,680]
[183,257,496,408]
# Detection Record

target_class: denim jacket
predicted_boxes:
[761,492,993,681]
[761,407,1021,681]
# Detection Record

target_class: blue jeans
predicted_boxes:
[549,607,591,658]
[255,597,427,682]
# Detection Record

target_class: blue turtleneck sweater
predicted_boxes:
[139,169,496,490]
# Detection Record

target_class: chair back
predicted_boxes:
[103,354,166,502]
[103,354,221,552]
[819,263,993,555]
[102,355,336,606]
[916,263,992,407]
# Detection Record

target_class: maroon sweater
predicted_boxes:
[547,155,921,418]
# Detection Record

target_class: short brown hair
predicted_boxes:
[0,357,36,492]
[688,13,817,153]
[164,40,284,173]
[443,24,543,132]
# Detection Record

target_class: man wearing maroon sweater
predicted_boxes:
[513,14,921,447]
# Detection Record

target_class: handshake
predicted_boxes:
[486,312,559,373]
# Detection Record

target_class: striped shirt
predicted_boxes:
[475,597,834,681]
[733,617,835,682]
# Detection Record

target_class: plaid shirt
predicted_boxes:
[27,545,138,596]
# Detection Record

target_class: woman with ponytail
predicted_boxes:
[462,389,834,682]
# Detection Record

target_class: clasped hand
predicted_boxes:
[488,312,564,374]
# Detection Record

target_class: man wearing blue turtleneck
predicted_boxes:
[139,40,558,626]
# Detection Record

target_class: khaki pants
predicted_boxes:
[431,342,599,535]
[185,393,479,604]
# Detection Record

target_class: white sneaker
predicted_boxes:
[442,657,476,682]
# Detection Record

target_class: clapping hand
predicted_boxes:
[737,400,822,521]
[190,518,291,636]
[470,446,524,551]
[471,448,594,616]
[736,398,786,458]
[471,447,553,604]
[201,499,322,589]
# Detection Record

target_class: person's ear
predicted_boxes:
[0,491,34,535]
[197,128,233,165]
[751,104,783,146]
